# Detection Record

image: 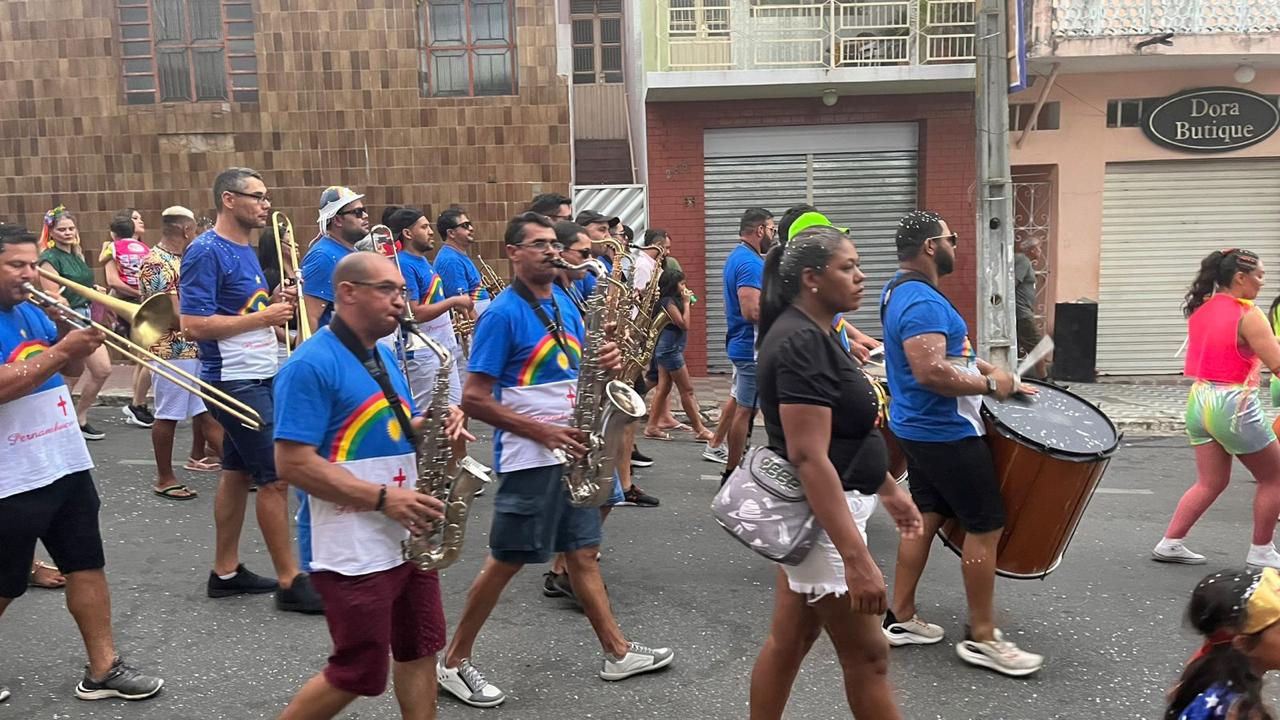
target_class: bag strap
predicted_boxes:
[879,270,963,323]
[329,316,417,443]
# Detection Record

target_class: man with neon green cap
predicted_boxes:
[779,206,883,362]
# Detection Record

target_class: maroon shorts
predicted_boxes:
[310,563,446,696]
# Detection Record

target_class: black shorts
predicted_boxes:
[899,436,1005,533]
[209,378,277,486]
[0,471,105,599]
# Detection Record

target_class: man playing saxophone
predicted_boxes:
[274,252,467,720]
[437,212,674,709]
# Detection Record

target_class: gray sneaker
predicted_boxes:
[600,642,674,681]
[702,442,729,465]
[74,658,164,701]
[437,658,505,707]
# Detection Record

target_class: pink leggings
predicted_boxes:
[1165,440,1280,545]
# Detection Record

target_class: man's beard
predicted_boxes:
[936,252,954,276]
[341,226,367,245]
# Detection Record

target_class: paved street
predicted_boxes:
[4,407,1278,719]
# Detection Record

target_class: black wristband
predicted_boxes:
[375,485,387,513]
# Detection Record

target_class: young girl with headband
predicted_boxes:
[1167,567,1280,719]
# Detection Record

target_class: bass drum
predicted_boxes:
[863,363,908,483]
[938,379,1120,579]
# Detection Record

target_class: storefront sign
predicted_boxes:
[1144,87,1279,153]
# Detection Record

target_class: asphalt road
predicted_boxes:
[3,409,1276,719]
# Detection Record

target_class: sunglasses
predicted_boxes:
[927,232,958,248]
[451,221,474,231]
[337,207,369,218]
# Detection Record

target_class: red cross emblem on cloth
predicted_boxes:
[56,396,68,416]
[393,468,407,487]
[567,386,577,408]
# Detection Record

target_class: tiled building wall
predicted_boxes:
[0,0,570,274]
[646,94,978,375]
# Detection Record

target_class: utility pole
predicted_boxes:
[974,0,1017,369]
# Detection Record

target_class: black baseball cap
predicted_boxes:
[575,210,617,227]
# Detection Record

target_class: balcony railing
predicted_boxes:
[657,0,976,72]
[1052,0,1280,37]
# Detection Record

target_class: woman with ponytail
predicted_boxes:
[748,226,921,720]
[1166,567,1280,720]
[1154,249,1280,568]
[37,207,113,441]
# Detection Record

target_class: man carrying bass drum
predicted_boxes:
[878,210,1043,677]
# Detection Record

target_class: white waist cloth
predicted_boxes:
[0,386,94,499]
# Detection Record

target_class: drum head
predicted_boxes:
[982,379,1119,458]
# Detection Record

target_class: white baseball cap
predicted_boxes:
[318,186,365,226]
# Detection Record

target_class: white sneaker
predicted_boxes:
[437,659,505,707]
[600,642,674,681]
[1152,539,1207,565]
[882,610,946,646]
[702,443,729,465]
[1247,544,1280,569]
[956,629,1043,677]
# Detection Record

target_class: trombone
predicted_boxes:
[26,276,264,431]
[367,224,421,378]
[272,212,311,356]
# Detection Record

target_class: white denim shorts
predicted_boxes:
[782,491,879,601]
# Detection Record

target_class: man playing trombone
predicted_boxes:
[0,223,164,702]
[179,167,324,615]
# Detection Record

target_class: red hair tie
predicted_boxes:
[1187,629,1236,665]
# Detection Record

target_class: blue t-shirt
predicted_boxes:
[469,287,584,473]
[300,235,353,329]
[722,243,764,361]
[880,273,983,442]
[0,302,94,499]
[274,328,419,576]
[1176,683,1239,720]
[434,245,491,313]
[180,230,277,382]
[1,303,62,396]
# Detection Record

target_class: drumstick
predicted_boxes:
[1016,336,1054,379]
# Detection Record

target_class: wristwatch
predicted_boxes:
[984,375,997,395]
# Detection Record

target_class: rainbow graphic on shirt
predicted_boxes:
[426,274,446,304]
[516,334,582,386]
[328,393,414,463]
[960,335,975,361]
[832,317,851,353]
[239,289,271,315]
[7,340,49,363]
[470,286,491,302]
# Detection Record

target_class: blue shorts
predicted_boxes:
[490,464,603,565]
[210,378,278,486]
[653,331,687,374]
[730,359,758,408]
[604,472,625,506]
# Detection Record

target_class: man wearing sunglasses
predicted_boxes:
[433,207,490,382]
[878,210,1042,678]
[301,185,371,332]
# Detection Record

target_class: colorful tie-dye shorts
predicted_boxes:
[1186,381,1276,456]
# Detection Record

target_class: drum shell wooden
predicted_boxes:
[938,419,1111,579]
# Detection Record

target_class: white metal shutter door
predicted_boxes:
[703,154,809,373]
[813,150,919,339]
[1097,159,1280,375]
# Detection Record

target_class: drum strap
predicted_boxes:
[879,271,965,323]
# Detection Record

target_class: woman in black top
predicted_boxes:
[748,226,921,720]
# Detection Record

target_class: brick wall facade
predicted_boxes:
[646,93,977,375]
[0,0,570,273]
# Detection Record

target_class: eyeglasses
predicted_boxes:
[227,190,271,205]
[347,281,408,297]
[927,232,958,248]
[514,240,564,252]
[337,207,369,218]
[564,246,592,257]
[450,221,474,232]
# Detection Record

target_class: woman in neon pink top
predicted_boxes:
[1154,249,1280,569]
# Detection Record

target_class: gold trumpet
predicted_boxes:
[475,255,507,298]
[272,212,311,355]
[24,281,264,430]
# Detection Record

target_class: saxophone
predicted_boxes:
[398,320,490,571]
[550,257,646,507]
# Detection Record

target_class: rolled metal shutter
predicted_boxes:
[702,150,918,373]
[1097,159,1280,375]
